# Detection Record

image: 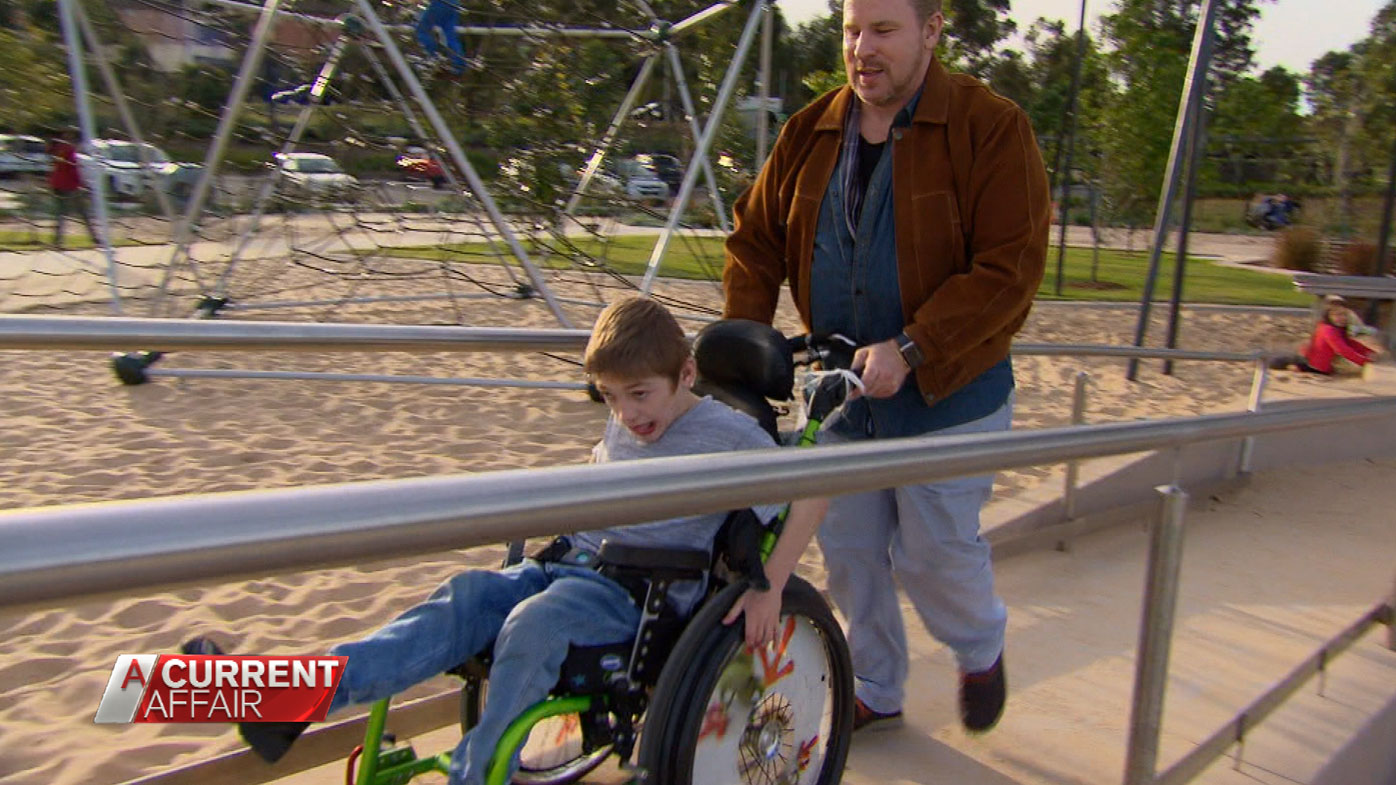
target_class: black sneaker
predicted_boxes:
[959,654,1006,733]
[852,697,904,732]
[180,636,310,763]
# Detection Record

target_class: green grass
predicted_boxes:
[0,230,139,251]
[1037,246,1308,307]
[379,234,1310,307]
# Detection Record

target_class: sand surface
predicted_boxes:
[1,258,1391,785]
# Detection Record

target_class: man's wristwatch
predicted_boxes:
[894,331,924,370]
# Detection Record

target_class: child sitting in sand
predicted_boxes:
[183,296,828,785]
[1269,295,1386,375]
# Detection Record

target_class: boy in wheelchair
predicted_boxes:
[183,296,831,785]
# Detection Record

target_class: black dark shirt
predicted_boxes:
[854,135,885,219]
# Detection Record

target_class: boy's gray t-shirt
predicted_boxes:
[571,397,783,612]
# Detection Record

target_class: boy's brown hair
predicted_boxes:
[584,296,690,384]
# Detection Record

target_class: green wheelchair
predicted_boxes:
[348,320,860,785]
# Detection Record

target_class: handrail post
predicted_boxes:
[1063,371,1090,523]
[1124,485,1189,785]
[1388,571,1395,651]
[1238,358,1268,474]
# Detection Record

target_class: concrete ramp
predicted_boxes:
[840,457,1396,785]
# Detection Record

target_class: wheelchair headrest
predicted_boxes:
[692,319,795,402]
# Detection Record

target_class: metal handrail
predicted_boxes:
[3,396,1394,612]
[0,315,1268,363]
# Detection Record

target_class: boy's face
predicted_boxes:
[593,359,697,444]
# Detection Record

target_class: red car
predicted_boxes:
[395,150,447,189]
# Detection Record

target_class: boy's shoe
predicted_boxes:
[852,697,904,732]
[180,636,310,763]
[960,654,1006,733]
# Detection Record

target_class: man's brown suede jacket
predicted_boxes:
[723,59,1051,403]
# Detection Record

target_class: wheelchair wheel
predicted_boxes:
[642,577,854,785]
[460,677,612,785]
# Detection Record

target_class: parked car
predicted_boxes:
[634,153,683,194]
[608,157,670,201]
[76,139,202,202]
[557,161,622,196]
[395,146,447,188]
[0,134,49,177]
[274,152,359,201]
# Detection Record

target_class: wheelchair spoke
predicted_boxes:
[690,614,836,785]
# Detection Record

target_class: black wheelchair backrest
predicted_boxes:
[692,319,795,402]
[692,320,796,441]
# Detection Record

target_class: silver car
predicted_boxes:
[0,135,49,177]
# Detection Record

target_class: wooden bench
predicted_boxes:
[1293,273,1396,346]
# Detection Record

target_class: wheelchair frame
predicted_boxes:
[346,323,858,785]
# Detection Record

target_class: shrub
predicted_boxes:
[1271,226,1321,272]
[1335,241,1379,277]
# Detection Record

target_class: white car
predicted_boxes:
[274,152,359,201]
[0,135,49,177]
[77,139,201,201]
[610,157,670,200]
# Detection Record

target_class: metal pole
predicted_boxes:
[1163,107,1210,376]
[361,47,520,287]
[1367,134,1396,326]
[640,0,766,294]
[70,2,181,232]
[565,55,658,215]
[1238,357,1268,474]
[163,0,286,300]
[755,2,774,168]
[1388,571,1395,651]
[664,43,732,233]
[352,0,575,328]
[57,0,123,314]
[12,401,1396,612]
[1063,371,1089,521]
[1053,0,1089,297]
[194,0,644,39]
[1123,485,1189,785]
[1126,0,1220,381]
[216,34,352,298]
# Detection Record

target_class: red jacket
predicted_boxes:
[1303,322,1374,373]
[48,140,82,192]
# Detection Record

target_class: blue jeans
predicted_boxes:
[415,0,467,74]
[817,393,1013,713]
[327,561,640,785]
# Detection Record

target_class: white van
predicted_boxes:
[77,139,203,201]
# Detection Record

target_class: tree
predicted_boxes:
[1207,66,1305,188]
[1306,50,1365,232]
[1096,0,1268,224]
[940,0,1015,79]
[0,24,69,132]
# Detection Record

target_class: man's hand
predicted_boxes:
[850,339,910,399]
[723,586,784,648]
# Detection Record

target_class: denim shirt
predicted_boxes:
[810,92,1013,440]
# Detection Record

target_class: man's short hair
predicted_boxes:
[909,0,943,21]
[584,296,690,383]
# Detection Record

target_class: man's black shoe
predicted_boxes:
[180,635,310,763]
[852,697,904,732]
[240,721,310,763]
[959,654,1006,733]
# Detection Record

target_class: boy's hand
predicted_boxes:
[723,586,783,648]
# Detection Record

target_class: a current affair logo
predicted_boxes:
[94,654,346,723]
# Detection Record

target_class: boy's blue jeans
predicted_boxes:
[327,561,641,785]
